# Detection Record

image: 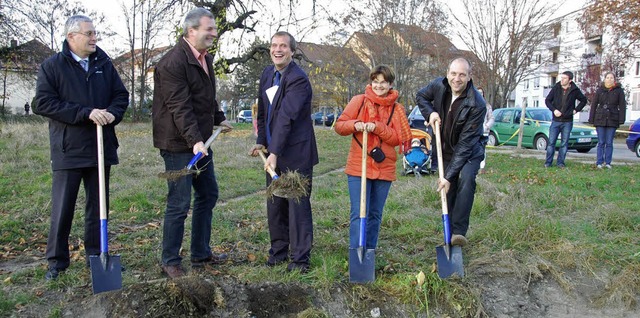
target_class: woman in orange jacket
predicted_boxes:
[335,65,412,251]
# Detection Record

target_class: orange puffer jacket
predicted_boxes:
[335,93,407,181]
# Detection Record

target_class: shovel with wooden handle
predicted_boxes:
[349,130,375,283]
[433,121,464,278]
[90,124,123,294]
[157,127,223,180]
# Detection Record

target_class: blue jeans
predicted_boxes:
[347,176,392,249]
[160,149,219,266]
[545,121,573,166]
[595,126,616,165]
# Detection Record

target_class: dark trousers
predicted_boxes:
[266,167,313,266]
[46,166,110,270]
[160,149,219,266]
[442,149,482,236]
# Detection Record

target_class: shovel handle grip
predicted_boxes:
[186,127,224,169]
[258,151,279,180]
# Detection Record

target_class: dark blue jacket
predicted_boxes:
[34,41,129,170]
[416,77,486,181]
[588,83,626,127]
[545,81,587,122]
[256,62,318,171]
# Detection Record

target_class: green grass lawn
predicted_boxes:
[0,120,638,317]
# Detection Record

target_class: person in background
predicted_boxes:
[416,57,487,247]
[335,65,412,260]
[588,71,626,169]
[544,71,588,168]
[34,15,129,281]
[249,31,318,273]
[152,7,233,279]
[476,87,495,172]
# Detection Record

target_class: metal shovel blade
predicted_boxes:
[90,253,122,294]
[436,245,464,278]
[349,248,375,283]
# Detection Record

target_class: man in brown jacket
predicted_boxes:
[152,7,232,278]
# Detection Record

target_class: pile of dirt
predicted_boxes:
[61,276,414,318]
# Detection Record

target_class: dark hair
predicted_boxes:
[561,71,574,80]
[369,64,395,83]
[271,31,297,52]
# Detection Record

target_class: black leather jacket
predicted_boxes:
[416,77,486,181]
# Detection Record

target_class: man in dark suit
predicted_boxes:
[249,31,318,273]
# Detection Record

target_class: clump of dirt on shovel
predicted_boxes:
[267,170,309,200]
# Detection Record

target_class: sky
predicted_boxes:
[83,0,589,57]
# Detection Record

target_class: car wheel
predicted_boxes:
[487,132,497,146]
[576,148,591,153]
[635,141,640,157]
[534,135,548,151]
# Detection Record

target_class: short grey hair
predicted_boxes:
[65,15,93,35]
[182,8,215,36]
[271,31,297,52]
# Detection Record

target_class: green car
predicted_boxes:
[487,107,597,152]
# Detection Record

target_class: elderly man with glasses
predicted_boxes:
[34,15,129,281]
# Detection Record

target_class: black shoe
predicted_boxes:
[265,257,288,267]
[286,262,309,273]
[191,253,228,268]
[45,267,63,281]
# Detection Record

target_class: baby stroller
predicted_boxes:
[402,129,432,177]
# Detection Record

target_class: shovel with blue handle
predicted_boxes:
[157,127,223,181]
[433,121,464,278]
[89,124,122,294]
[349,130,375,283]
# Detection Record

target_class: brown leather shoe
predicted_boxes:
[451,234,468,247]
[191,253,228,268]
[161,264,185,278]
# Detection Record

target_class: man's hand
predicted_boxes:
[436,177,451,194]
[89,109,115,126]
[265,153,277,172]
[428,112,441,128]
[249,144,265,157]
[553,110,562,117]
[219,120,233,132]
[193,141,207,155]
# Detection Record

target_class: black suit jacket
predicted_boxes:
[256,62,318,171]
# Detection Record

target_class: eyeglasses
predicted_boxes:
[73,31,98,38]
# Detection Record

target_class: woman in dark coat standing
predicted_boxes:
[588,72,627,168]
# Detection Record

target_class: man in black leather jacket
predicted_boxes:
[416,57,486,246]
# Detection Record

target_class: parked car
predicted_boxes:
[625,117,640,157]
[312,112,324,125]
[487,107,597,152]
[237,109,252,123]
[407,107,427,130]
[322,110,342,126]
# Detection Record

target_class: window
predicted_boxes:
[636,61,639,76]
[536,54,542,64]
[534,77,540,88]
[633,91,640,111]
[533,100,539,108]
[552,52,558,63]
[524,80,529,90]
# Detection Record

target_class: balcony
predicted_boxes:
[582,53,602,66]
[542,37,560,49]
[539,62,559,74]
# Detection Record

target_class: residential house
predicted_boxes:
[0,39,54,115]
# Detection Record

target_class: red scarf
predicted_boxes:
[362,85,413,153]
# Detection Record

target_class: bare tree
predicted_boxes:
[1,0,110,51]
[449,0,558,109]
[118,0,181,121]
